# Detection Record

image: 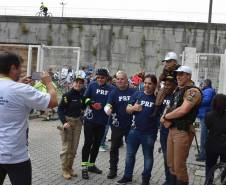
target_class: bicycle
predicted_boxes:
[204,162,226,185]
[56,78,71,95]
[35,11,52,17]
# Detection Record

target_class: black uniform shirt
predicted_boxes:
[58,88,85,124]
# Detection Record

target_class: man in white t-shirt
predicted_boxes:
[0,52,58,185]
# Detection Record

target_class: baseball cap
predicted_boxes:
[164,75,177,84]
[74,75,85,82]
[162,52,177,62]
[175,66,192,75]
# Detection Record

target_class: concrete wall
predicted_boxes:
[0,16,226,76]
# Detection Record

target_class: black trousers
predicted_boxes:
[109,126,130,171]
[82,121,106,164]
[206,149,226,184]
[0,160,31,185]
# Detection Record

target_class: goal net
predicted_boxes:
[40,45,80,93]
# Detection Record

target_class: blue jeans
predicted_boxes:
[160,125,171,184]
[200,118,207,159]
[124,129,156,180]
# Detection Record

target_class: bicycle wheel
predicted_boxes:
[47,12,52,17]
[35,11,43,16]
[204,163,226,185]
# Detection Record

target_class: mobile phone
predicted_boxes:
[32,72,42,80]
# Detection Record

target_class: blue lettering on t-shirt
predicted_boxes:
[0,97,9,105]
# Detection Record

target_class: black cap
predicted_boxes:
[96,68,109,77]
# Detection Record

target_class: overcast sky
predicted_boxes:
[1,0,226,23]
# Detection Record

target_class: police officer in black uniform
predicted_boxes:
[57,76,85,180]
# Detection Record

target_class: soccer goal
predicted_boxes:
[38,45,81,93]
[39,45,80,73]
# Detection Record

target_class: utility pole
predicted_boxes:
[206,0,213,52]
[60,1,66,17]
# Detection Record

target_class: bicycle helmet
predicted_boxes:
[95,68,109,77]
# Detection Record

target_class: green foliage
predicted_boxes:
[48,24,52,31]
[68,39,73,46]
[47,35,53,45]
[20,23,29,34]
[141,35,145,48]
[66,22,73,30]
[92,47,97,57]
[187,27,192,32]
[78,24,84,32]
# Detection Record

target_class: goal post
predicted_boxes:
[39,45,81,74]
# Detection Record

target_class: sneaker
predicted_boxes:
[82,168,89,179]
[116,176,132,184]
[99,146,107,152]
[107,170,117,179]
[88,165,102,174]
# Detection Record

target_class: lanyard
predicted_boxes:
[0,77,12,80]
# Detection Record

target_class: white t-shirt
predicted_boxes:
[75,70,86,79]
[0,79,50,164]
[61,68,68,79]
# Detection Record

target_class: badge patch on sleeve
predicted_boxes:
[189,90,196,97]
[186,90,196,102]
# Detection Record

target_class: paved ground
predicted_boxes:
[3,118,206,185]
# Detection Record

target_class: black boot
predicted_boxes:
[176,180,188,185]
[141,177,150,185]
[150,105,160,118]
[107,170,117,179]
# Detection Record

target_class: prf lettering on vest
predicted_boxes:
[140,100,154,107]
[96,89,109,95]
[118,96,131,102]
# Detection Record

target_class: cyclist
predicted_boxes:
[40,2,48,16]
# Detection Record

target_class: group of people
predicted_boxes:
[0,51,226,185]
